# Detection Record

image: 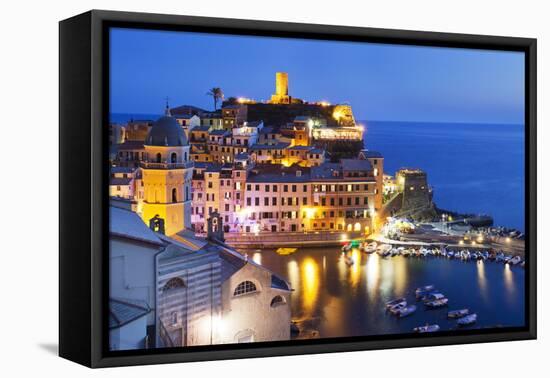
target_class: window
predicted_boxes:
[172,188,178,203]
[162,277,185,291]
[171,152,177,163]
[270,295,286,307]
[156,153,162,163]
[234,281,257,296]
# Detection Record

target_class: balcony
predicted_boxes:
[141,161,194,170]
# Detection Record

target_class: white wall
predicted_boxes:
[1,0,546,377]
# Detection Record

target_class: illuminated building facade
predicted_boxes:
[140,110,193,236]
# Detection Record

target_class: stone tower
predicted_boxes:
[270,72,291,104]
[140,109,193,236]
[275,72,288,97]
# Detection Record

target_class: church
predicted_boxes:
[109,106,291,350]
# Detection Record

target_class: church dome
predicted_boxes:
[145,115,188,146]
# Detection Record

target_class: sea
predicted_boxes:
[363,121,525,231]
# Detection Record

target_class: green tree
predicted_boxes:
[206,87,224,110]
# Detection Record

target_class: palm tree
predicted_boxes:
[206,87,224,110]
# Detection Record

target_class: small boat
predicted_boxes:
[495,252,505,262]
[344,255,354,266]
[504,255,512,264]
[415,285,435,298]
[414,324,440,333]
[377,244,392,257]
[386,297,407,309]
[423,292,445,302]
[508,255,522,265]
[397,304,417,318]
[402,249,411,257]
[276,247,297,256]
[389,301,408,315]
[364,241,378,254]
[425,298,449,308]
[447,250,454,258]
[457,313,477,326]
[341,243,352,253]
[448,309,469,318]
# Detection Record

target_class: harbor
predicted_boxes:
[245,244,525,339]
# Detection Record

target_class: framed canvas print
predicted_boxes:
[59,10,536,368]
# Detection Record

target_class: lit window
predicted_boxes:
[234,281,257,296]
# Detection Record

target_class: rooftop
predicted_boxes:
[110,206,164,246]
[109,298,150,330]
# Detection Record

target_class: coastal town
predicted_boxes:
[108,72,525,351]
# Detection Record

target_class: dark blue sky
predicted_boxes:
[110,28,525,123]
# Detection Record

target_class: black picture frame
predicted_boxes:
[59,9,537,368]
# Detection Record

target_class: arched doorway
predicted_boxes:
[172,188,178,203]
[156,153,162,163]
[171,152,177,163]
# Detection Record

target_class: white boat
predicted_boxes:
[447,251,454,258]
[457,313,477,326]
[386,297,407,308]
[414,324,440,333]
[364,241,378,254]
[415,285,435,298]
[389,301,408,315]
[425,298,449,308]
[423,292,446,302]
[508,255,522,265]
[377,244,392,257]
[448,309,469,318]
[397,304,417,318]
[495,252,505,262]
[341,243,352,253]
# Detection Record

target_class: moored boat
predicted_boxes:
[425,298,449,308]
[508,255,522,265]
[448,309,469,318]
[386,297,407,308]
[388,301,408,315]
[364,241,378,254]
[414,324,440,333]
[377,244,392,257]
[415,285,435,299]
[457,313,477,326]
[397,304,417,318]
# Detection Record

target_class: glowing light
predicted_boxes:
[506,237,511,243]
[302,257,320,314]
[459,240,464,245]
[252,224,260,236]
[318,101,330,107]
[340,234,349,242]
[304,208,316,219]
[332,110,344,121]
[252,252,262,265]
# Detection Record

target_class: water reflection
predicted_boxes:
[393,257,408,297]
[301,257,320,316]
[255,246,524,338]
[349,249,362,289]
[476,260,488,302]
[504,263,516,295]
[365,254,381,300]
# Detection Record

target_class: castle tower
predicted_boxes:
[275,72,288,97]
[140,110,193,236]
[269,72,291,104]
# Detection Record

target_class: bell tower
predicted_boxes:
[140,107,193,236]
